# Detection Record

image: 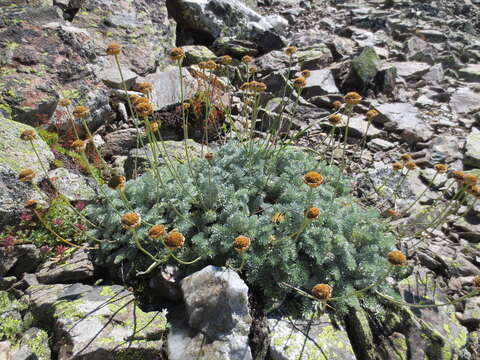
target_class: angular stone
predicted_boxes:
[349,47,381,88]
[297,46,334,70]
[102,128,145,158]
[391,61,430,79]
[405,36,436,63]
[268,315,356,360]
[97,66,138,90]
[450,87,480,114]
[0,245,41,277]
[461,296,480,326]
[183,45,217,66]
[302,69,339,99]
[465,133,480,168]
[48,168,96,201]
[422,63,444,84]
[368,138,395,151]
[415,29,447,43]
[11,328,51,360]
[459,64,480,82]
[26,283,167,359]
[36,249,94,284]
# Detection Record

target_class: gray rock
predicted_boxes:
[368,138,395,151]
[0,342,11,360]
[183,45,217,66]
[301,69,339,99]
[465,133,480,168]
[452,215,480,243]
[0,245,41,278]
[102,128,145,157]
[97,66,138,90]
[36,249,94,284]
[422,63,444,84]
[450,87,480,114]
[47,168,96,201]
[405,36,436,64]
[419,168,448,189]
[460,296,480,326]
[297,46,334,70]
[459,64,480,82]
[26,283,167,359]
[323,115,381,139]
[211,37,259,58]
[0,116,54,182]
[391,61,430,79]
[348,46,381,89]
[83,89,115,132]
[253,51,291,74]
[374,103,433,144]
[268,315,356,360]
[11,328,51,360]
[168,265,252,360]
[430,134,463,164]
[124,140,202,179]
[415,29,446,43]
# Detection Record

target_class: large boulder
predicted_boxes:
[36,249,94,284]
[166,0,285,53]
[47,168,96,201]
[465,133,480,168]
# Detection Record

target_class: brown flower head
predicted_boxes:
[392,162,404,171]
[400,153,413,162]
[467,185,480,197]
[405,160,417,171]
[73,106,89,119]
[136,82,154,94]
[205,152,214,161]
[473,275,480,289]
[387,250,407,266]
[106,43,122,56]
[306,207,320,219]
[366,109,379,121]
[233,235,251,253]
[301,69,311,78]
[121,212,141,229]
[452,170,465,181]
[136,102,154,117]
[149,121,159,132]
[170,47,185,61]
[463,175,478,186]
[148,225,165,239]
[24,200,38,209]
[344,92,362,105]
[271,212,285,223]
[59,98,71,107]
[311,284,332,300]
[387,209,398,217]
[333,100,342,110]
[165,231,185,250]
[20,130,36,141]
[19,169,36,182]
[285,45,298,55]
[303,171,324,188]
[293,76,307,88]
[251,81,267,92]
[241,55,253,64]
[220,55,233,65]
[71,139,86,153]
[132,96,149,107]
[199,60,217,70]
[183,102,191,110]
[108,175,126,190]
[434,164,448,174]
[249,65,258,74]
[328,114,342,126]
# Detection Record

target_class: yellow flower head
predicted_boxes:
[148,225,165,239]
[233,235,251,252]
[59,98,71,107]
[20,130,36,141]
[301,69,311,78]
[463,175,478,186]
[149,121,159,132]
[366,109,379,121]
[121,212,141,229]
[241,55,253,64]
[474,275,480,289]
[405,160,417,171]
[71,139,87,153]
[293,76,307,88]
[434,164,448,174]
[303,171,324,188]
[106,43,122,56]
[285,45,298,55]
[220,55,232,65]
[400,153,412,162]
[136,82,154,94]
[387,250,407,266]
[19,169,36,182]
[311,284,332,300]
[328,114,342,126]
[452,170,465,181]
[271,212,285,223]
[165,231,185,250]
[344,92,362,105]
[306,207,320,219]
[205,152,214,161]
[392,162,403,171]
[24,200,39,209]
[170,47,185,61]
[332,100,342,110]
[136,102,154,117]
[73,106,89,119]
[387,209,399,217]
[108,175,126,190]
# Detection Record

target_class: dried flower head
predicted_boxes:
[59,98,71,107]
[165,231,185,250]
[220,55,232,65]
[136,82,154,94]
[285,45,298,55]
[434,164,448,174]
[303,171,324,188]
[108,175,126,190]
[24,200,38,209]
[293,76,307,88]
[473,275,480,289]
[366,109,379,121]
[73,106,89,119]
[20,130,36,141]
[311,284,332,300]
[71,139,86,153]
[136,102,154,117]
[205,152,214,161]
[241,55,253,64]
[452,170,465,181]
[271,212,285,223]
[199,60,217,70]
[106,43,122,56]
[387,209,398,217]
[333,100,342,110]
[233,235,251,252]
[467,185,480,197]
[344,92,362,105]
[306,207,320,219]
[392,162,404,171]
[183,102,191,110]
[249,65,258,74]
[463,175,478,186]
[170,47,185,61]
[301,69,311,78]
[149,121,159,132]
[328,114,342,126]
[132,96,149,107]
[400,154,413,162]
[121,212,141,229]
[387,250,407,266]
[19,169,36,182]
[148,225,165,239]
[240,81,267,93]
[405,160,417,171]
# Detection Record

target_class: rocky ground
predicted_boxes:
[1,0,480,359]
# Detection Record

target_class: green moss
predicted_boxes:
[100,286,117,297]
[53,299,85,320]
[26,330,51,360]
